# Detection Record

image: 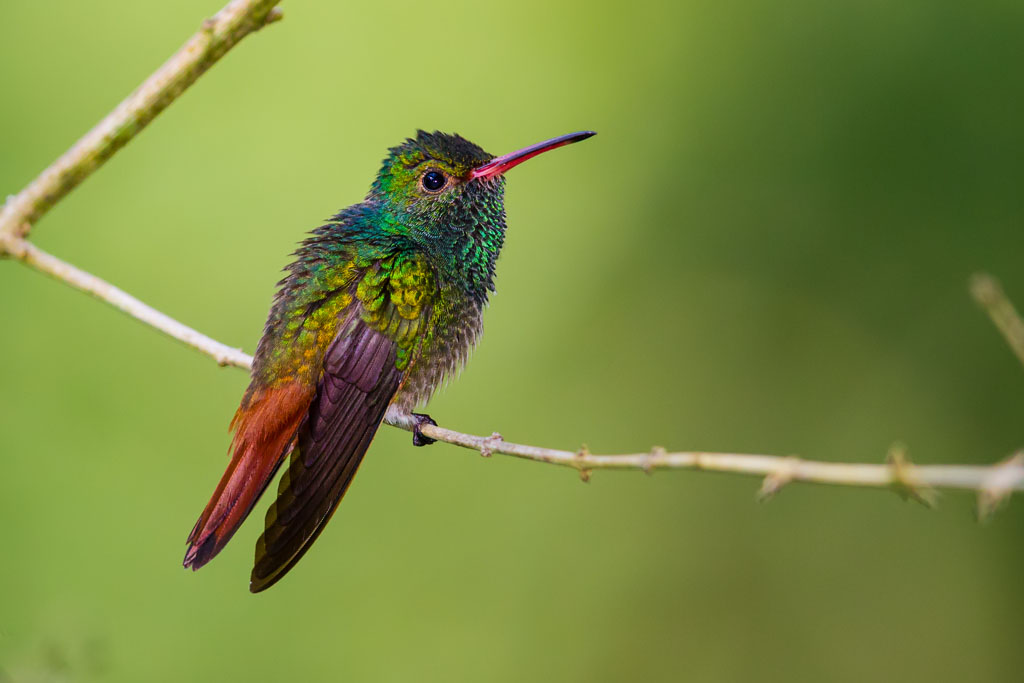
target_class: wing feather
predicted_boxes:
[248,321,403,592]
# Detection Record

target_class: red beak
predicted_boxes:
[469,131,596,180]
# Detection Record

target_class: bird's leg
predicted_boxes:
[384,405,437,447]
[411,413,437,447]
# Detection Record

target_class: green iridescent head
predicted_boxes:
[367,129,595,296]
[369,129,595,219]
[372,131,494,203]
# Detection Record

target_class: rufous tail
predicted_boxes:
[184,381,313,570]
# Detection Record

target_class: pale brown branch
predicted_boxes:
[401,426,1024,502]
[0,0,279,364]
[2,237,252,369]
[2,0,1022,516]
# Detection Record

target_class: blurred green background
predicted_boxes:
[2,0,1024,680]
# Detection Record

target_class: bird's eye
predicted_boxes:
[422,170,447,192]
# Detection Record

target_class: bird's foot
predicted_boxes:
[411,413,438,447]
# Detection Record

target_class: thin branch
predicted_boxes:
[971,273,1024,370]
[403,429,1024,502]
[0,0,278,366]
[2,237,251,369]
[2,0,1023,516]
[0,0,282,244]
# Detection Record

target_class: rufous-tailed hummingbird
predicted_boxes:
[184,130,595,592]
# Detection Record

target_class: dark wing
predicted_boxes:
[248,320,403,592]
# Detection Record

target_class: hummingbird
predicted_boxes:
[183,129,595,592]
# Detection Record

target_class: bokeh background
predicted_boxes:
[2,0,1024,680]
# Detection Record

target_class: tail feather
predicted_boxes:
[184,381,313,570]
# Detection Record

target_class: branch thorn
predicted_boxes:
[264,7,284,24]
[886,443,938,508]
[479,432,503,458]
[977,450,1024,522]
[757,455,800,502]
[576,445,592,482]
[644,446,667,474]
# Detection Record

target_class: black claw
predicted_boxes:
[412,413,437,447]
